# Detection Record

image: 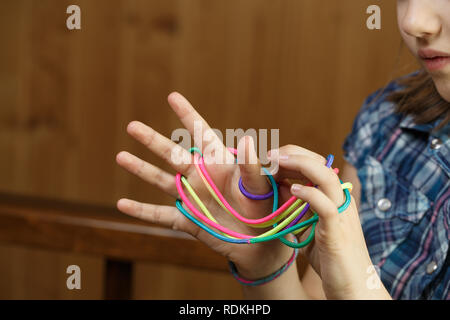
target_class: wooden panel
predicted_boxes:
[0,243,104,299]
[133,262,244,300]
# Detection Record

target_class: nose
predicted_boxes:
[399,1,442,39]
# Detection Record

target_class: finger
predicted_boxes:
[117,198,200,237]
[269,166,312,184]
[167,92,234,164]
[126,120,193,175]
[270,166,339,185]
[118,198,177,227]
[117,198,225,246]
[267,145,327,182]
[268,144,327,164]
[237,136,272,195]
[290,184,339,235]
[278,179,315,221]
[272,145,340,182]
[116,151,178,198]
[279,154,344,207]
[277,146,341,176]
[278,179,315,220]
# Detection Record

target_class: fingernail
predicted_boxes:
[279,155,289,161]
[117,151,130,164]
[267,149,281,158]
[269,167,278,176]
[291,184,303,193]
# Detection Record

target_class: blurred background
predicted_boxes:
[0,0,418,299]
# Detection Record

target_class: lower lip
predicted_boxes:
[422,56,450,71]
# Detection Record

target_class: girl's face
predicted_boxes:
[397,0,450,102]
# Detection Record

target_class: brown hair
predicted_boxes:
[387,69,450,133]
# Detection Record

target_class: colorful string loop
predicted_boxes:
[174,147,353,248]
[239,177,275,200]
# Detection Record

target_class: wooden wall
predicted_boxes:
[0,0,418,299]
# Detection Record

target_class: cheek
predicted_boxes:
[396,8,415,54]
[433,78,450,102]
[396,1,407,34]
[399,29,417,58]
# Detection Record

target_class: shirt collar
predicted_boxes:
[399,112,448,136]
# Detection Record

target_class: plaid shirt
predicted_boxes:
[342,73,449,300]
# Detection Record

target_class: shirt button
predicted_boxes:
[426,261,438,274]
[377,198,392,211]
[430,138,443,150]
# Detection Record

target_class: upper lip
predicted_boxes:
[418,48,450,59]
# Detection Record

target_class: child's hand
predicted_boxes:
[116,92,293,281]
[269,145,391,299]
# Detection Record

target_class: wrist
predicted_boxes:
[352,260,392,300]
[241,261,309,299]
[351,273,392,300]
[324,261,392,300]
[232,241,294,280]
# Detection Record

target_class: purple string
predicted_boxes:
[238,177,275,200]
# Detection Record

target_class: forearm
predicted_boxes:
[321,257,393,300]
[349,267,392,300]
[241,261,311,300]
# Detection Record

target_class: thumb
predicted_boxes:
[237,136,272,195]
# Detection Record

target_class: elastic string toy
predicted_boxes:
[191,153,288,228]
[178,164,323,241]
[176,173,317,240]
[238,177,275,200]
[174,147,352,248]
[191,150,299,226]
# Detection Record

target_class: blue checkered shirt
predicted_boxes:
[342,73,449,300]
